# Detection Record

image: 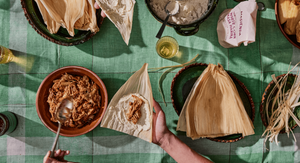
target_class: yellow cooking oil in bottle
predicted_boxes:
[0,46,14,64]
[156,36,179,59]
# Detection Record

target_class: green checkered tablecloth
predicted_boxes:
[1,0,300,163]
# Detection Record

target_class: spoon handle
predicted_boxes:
[156,14,170,39]
[50,122,61,158]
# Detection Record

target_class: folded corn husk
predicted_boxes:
[284,0,300,35]
[35,0,99,36]
[296,21,300,42]
[262,63,300,145]
[95,0,135,45]
[278,0,292,24]
[101,63,153,142]
[177,63,255,140]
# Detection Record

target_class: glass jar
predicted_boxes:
[0,111,18,136]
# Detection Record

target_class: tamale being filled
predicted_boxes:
[177,64,255,140]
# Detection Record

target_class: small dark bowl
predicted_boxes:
[21,0,104,46]
[171,63,255,143]
[36,66,108,137]
[260,74,300,133]
[145,0,218,36]
[275,0,300,49]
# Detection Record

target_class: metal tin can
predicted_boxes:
[0,111,18,136]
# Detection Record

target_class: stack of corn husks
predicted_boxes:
[35,0,99,36]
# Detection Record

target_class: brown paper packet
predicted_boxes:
[101,63,153,142]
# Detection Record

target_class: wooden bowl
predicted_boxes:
[260,74,300,133]
[170,63,255,143]
[21,0,104,46]
[275,0,300,49]
[36,66,108,137]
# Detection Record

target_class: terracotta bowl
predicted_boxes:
[275,0,300,49]
[260,74,299,133]
[36,66,108,137]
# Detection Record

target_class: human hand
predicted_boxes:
[43,149,74,163]
[94,2,107,18]
[152,98,171,146]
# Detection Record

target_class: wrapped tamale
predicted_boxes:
[34,0,61,34]
[95,0,135,45]
[177,64,255,140]
[284,0,300,35]
[35,0,99,36]
[101,63,153,142]
[278,0,292,24]
[296,21,300,42]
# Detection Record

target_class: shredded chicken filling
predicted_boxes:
[47,73,101,128]
[126,95,144,124]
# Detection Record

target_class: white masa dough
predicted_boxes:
[149,0,209,25]
[102,93,151,137]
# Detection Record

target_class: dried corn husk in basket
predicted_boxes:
[101,63,153,142]
[262,64,300,146]
[177,63,255,140]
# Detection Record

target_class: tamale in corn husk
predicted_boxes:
[35,0,99,36]
[278,0,292,24]
[284,0,300,35]
[177,64,255,140]
[95,0,135,45]
[101,63,153,142]
[296,21,300,42]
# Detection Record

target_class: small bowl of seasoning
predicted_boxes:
[0,111,18,136]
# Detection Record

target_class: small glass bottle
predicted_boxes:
[0,111,18,136]
[0,45,15,64]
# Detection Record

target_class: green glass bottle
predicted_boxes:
[0,111,18,136]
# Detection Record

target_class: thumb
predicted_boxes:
[153,98,162,113]
[45,151,51,158]
[43,151,51,163]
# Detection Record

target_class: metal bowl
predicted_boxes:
[145,0,219,36]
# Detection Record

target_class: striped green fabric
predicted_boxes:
[0,0,300,163]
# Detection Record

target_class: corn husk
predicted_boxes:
[101,63,153,142]
[34,0,61,34]
[296,21,300,42]
[284,0,300,35]
[262,64,300,145]
[95,0,135,45]
[278,0,292,24]
[177,63,255,140]
[35,0,99,36]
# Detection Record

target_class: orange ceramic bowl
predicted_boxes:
[36,66,108,137]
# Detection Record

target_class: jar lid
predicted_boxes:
[0,114,8,136]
